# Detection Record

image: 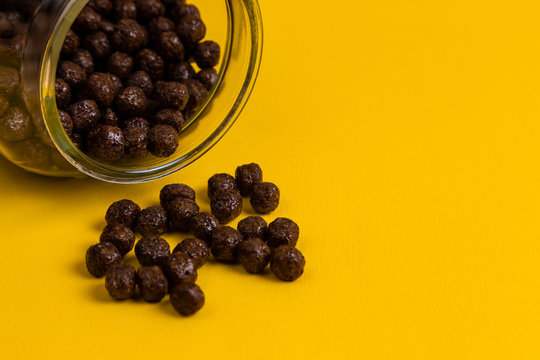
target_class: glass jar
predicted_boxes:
[0,0,262,183]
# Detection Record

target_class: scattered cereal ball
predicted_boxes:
[0,107,33,142]
[58,61,87,89]
[123,125,148,158]
[114,0,137,19]
[55,78,71,109]
[68,99,101,132]
[167,197,199,232]
[73,6,102,33]
[136,205,168,236]
[197,68,218,90]
[194,41,220,69]
[250,182,280,214]
[86,125,125,161]
[266,217,299,249]
[136,266,168,302]
[154,108,183,131]
[176,15,206,48]
[86,72,115,107]
[115,86,147,117]
[107,52,134,79]
[189,212,218,246]
[72,49,95,75]
[88,0,113,15]
[82,31,111,59]
[160,183,196,209]
[168,62,196,83]
[157,31,184,62]
[126,70,153,97]
[105,263,136,300]
[210,188,242,224]
[238,238,271,274]
[235,163,263,196]
[207,173,237,199]
[58,110,73,136]
[148,124,178,157]
[148,16,175,41]
[138,0,165,20]
[135,235,170,266]
[135,48,164,81]
[85,242,122,278]
[61,29,79,57]
[184,79,208,114]
[112,19,148,53]
[99,223,135,256]
[123,117,150,133]
[270,245,305,281]
[153,81,189,109]
[163,251,197,285]
[105,199,140,228]
[211,226,243,263]
[101,108,120,127]
[170,282,204,316]
[237,216,267,240]
[173,238,209,269]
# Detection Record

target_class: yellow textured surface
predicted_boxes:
[2,0,540,358]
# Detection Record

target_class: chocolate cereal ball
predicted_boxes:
[72,49,95,75]
[135,49,164,81]
[167,197,199,232]
[85,242,122,278]
[176,15,206,48]
[173,238,209,269]
[211,226,243,263]
[266,217,299,249]
[148,124,178,157]
[210,188,242,224]
[238,238,271,274]
[74,6,102,33]
[58,61,87,89]
[105,263,136,300]
[160,183,196,209]
[170,282,204,316]
[135,236,170,266]
[123,125,148,158]
[115,86,147,117]
[235,163,263,196]
[101,108,120,126]
[107,52,134,79]
[112,19,148,53]
[270,245,305,281]
[163,251,197,285]
[237,216,267,240]
[197,68,218,90]
[168,62,196,83]
[154,108,183,131]
[0,107,33,142]
[55,78,71,109]
[86,72,115,107]
[86,125,125,161]
[136,266,168,302]
[105,199,140,228]
[207,173,237,199]
[136,205,168,236]
[184,79,208,114]
[126,70,153,97]
[99,223,135,256]
[157,31,184,62]
[58,110,73,136]
[61,29,79,57]
[82,31,111,59]
[68,99,101,132]
[114,0,137,19]
[250,182,280,214]
[194,41,220,69]
[189,212,218,245]
[153,81,189,109]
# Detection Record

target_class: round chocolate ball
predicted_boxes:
[207,173,237,199]
[194,40,221,68]
[238,238,271,274]
[163,251,197,286]
[68,99,101,132]
[135,235,170,266]
[99,223,135,256]
[167,197,199,232]
[270,245,305,281]
[159,183,196,209]
[189,212,218,246]
[136,205,168,236]
[173,238,209,269]
[148,124,178,157]
[105,263,136,300]
[105,199,140,228]
[237,216,267,241]
[235,163,263,196]
[112,19,148,53]
[170,282,205,316]
[136,266,168,303]
[250,182,280,214]
[266,217,299,249]
[115,86,147,117]
[210,188,242,224]
[86,125,125,161]
[55,78,72,109]
[211,226,243,263]
[85,242,122,278]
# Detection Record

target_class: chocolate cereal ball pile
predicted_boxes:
[57,0,220,162]
[85,162,306,317]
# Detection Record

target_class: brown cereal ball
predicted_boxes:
[238,238,271,274]
[110,74,124,97]
[168,62,196,83]
[266,217,300,249]
[250,182,280,214]
[163,251,197,285]
[68,99,101,132]
[112,19,148,53]
[107,52,134,79]
[148,124,178,157]
[123,125,148,158]
[170,282,204,316]
[176,15,206,48]
[126,70,153,97]
[0,65,19,96]
[0,107,32,142]
[105,263,136,300]
[207,173,237,199]
[86,124,125,161]
[72,49,95,75]
[148,16,175,41]
[58,61,87,89]
[61,29,79,57]
[270,245,305,281]
[154,108,183,131]
[138,0,165,21]
[70,132,84,149]
[105,199,140,228]
[115,86,147,117]
[82,31,111,59]
[235,163,263,196]
[135,235,170,266]
[173,238,209,269]
[114,0,137,19]
[211,226,244,263]
[196,68,218,90]
[74,6,102,33]
[189,212,218,246]
[157,31,184,62]
[135,49,164,81]
[99,223,135,256]
[55,78,71,109]
[136,205,168,236]
[101,108,120,127]
[136,266,168,302]
[184,79,208,114]
[123,117,150,133]
[0,95,8,116]
[153,81,189,109]
[85,242,122,278]
[194,41,221,69]
[210,188,243,224]
[237,216,267,241]
[167,197,199,232]
[160,183,196,209]
[88,0,113,15]
[58,110,73,136]
[87,72,115,107]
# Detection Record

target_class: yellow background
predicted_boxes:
[1,0,540,358]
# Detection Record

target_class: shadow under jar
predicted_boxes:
[0,0,262,183]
